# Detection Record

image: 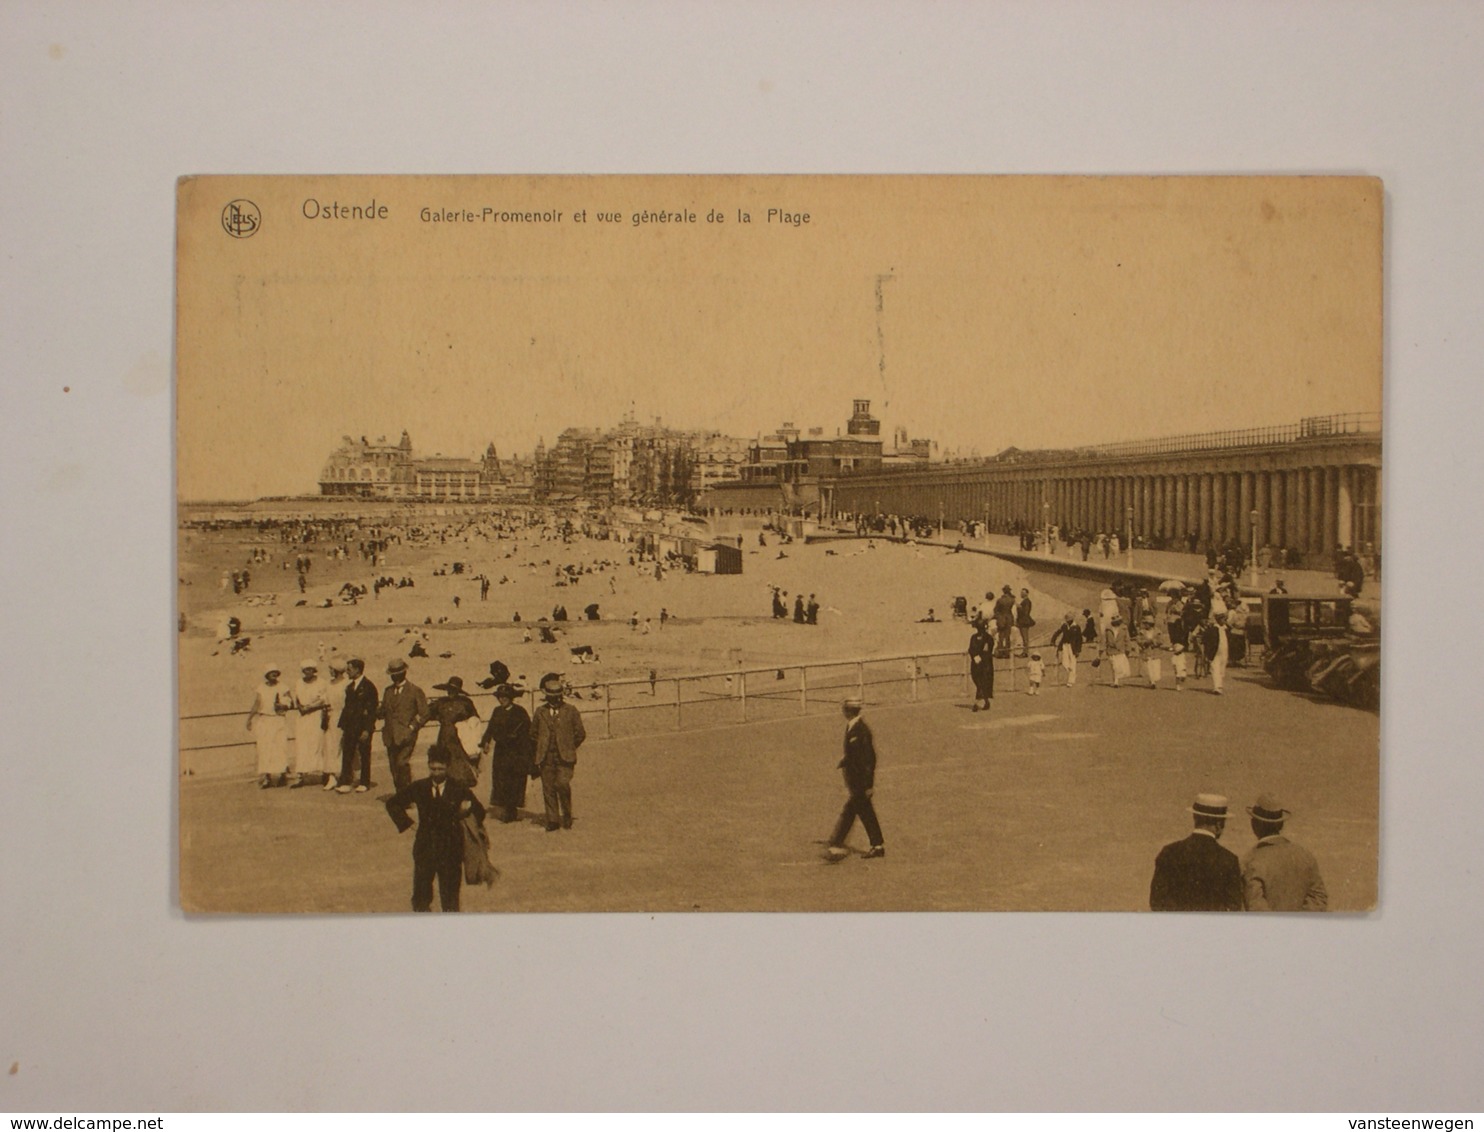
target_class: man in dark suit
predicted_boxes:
[335,657,379,794]
[385,748,485,912]
[1149,793,1244,910]
[379,657,428,793]
[531,672,586,831]
[993,585,1016,656]
[825,697,885,861]
[1015,588,1035,656]
[1049,611,1083,686]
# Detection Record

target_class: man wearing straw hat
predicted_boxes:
[824,697,885,862]
[1149,793,1244,911]
[1241,793,1328,911]
[379,657,428,794]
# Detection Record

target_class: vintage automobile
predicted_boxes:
[1260,593,1379,709]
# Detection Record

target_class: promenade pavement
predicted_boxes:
[181,652,1378,913]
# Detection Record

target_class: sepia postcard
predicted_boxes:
[176,174,1381,913]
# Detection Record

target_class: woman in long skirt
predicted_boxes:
[246,663,293,788]
[481,683,533,822]
[321,659,348,789]
[968,624,995,712]
[426,676,481,789]
[290,660,328,787]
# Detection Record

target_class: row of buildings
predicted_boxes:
[317,400,932,506]
[313,405,1381,560]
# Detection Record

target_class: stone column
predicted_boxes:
[1254,471,1269,548]
[1322,466,1339,559]
[1337,467,1353,548]
[1211,472,1227,545]
[1173,476,1187,543]
[1187,473,1201,542]
[1196,474,1211,545]
[1287,467,1304,552]
[1228,472,1241,542]
[1309,467,1326,558]
[1269,471,1285,552]
[1299,465,1311,554]
[1238,471,1255,550]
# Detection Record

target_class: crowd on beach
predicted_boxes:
[187,502,1370,912]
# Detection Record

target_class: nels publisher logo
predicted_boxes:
[221,199,260,238]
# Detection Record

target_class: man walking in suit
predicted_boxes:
[379,657,428,793]
[385,748,485,912]
[335,657,379,794]
[1149,793,1244,910]
[531,672,586,831]
[1050,611,1083,686]
[825,697,885,861]
[1241,793,1328,911]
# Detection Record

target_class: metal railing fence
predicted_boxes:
[178,647,1036,776]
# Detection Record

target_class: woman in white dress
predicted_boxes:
[246,664,293,788]
[290,660,328,787]
[320,658,349,789]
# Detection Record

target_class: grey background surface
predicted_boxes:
[3,1,1481,1112]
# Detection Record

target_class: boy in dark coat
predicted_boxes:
[386,748,485,912]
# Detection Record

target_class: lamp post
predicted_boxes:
[1250,508,1260,588]
[1125,505,1134,567]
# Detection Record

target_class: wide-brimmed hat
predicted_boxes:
[263,663,282,676]
[299,658,317,671]
[1246,793,1290,823]
[387,658,408,673]
[1190,793,1230,820]
[432,676,465,694]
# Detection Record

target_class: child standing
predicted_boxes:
[1027,653,1045,695]
[1171,642,1188,691]
[1143,637,1164,690]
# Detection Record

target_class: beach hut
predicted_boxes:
[699,541,743,575]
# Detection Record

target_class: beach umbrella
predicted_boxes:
[1158,579,1186,595]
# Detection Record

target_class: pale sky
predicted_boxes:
[177,175,1381,500]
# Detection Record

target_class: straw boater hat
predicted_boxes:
[1189,793,1230,820]
[387,657,408,674]
[263,663,282,677]
[1246,793,1291,824]
[843,696,863,710]
[300,658,317,671]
